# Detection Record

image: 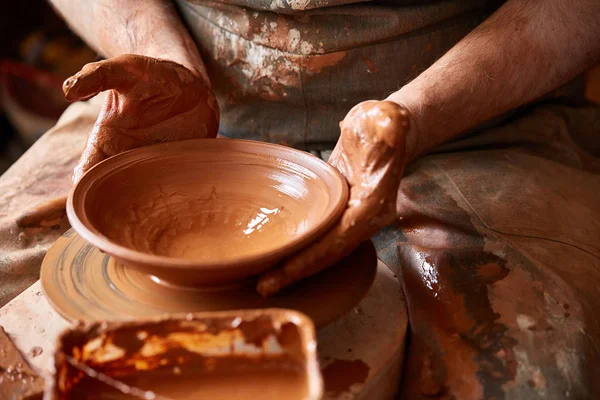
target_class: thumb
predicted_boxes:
[63,55,147,102]
[257,205,374,297]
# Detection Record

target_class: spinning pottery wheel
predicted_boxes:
[41,229,378,327]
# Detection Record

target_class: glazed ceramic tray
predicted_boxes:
[47,309,323,400]
[41,229,377,327]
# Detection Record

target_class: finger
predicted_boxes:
[62,55,146,102]
[257,206,374,297]
[16,197,68,228]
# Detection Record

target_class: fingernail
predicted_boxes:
[64,78,75,88]
[62,77,78,96]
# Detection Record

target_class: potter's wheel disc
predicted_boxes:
[41,229,377,327]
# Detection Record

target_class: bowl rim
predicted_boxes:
[67,138,349,270]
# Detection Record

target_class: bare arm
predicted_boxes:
[389,0,600,159]
[18,1,216,227]
[48,0,208,82]
[258,0,600,295]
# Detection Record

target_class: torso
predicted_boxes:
[176,0,499,148]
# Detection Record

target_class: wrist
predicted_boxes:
[143,40,211,86]
[385,87,428,163]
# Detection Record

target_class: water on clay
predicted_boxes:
[85,154,331,262]
[152,201,290,261]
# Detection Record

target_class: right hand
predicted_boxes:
[257,101,413,296]
[63,54,220,182]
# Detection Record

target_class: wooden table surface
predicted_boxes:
[0,261,408,399]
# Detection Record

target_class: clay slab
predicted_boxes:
[45,309,322,400]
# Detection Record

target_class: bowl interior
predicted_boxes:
[71,139,347,268]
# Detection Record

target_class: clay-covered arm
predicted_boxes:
[388,0,600,160]
[16,1,217,228]
[257,0,600,296]
[48,0,208,82]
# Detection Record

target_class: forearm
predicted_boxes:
[49,0,208,82]
[389,0,600,159]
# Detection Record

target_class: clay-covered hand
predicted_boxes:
[257,100,412,296]
[64,54,220,181]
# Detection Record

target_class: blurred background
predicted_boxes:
[0,1,599,176]
[0,0,97,174]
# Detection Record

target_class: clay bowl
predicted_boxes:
[67,139,348,286]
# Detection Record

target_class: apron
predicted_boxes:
[176,0,498,149]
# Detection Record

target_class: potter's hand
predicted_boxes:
[257,100,413,296]
[64,54,220,182]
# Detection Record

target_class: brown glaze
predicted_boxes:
[67,139,348,286]
[0,326,44,400]
[41,229,377,328]
[45,309,322,400]
[63,55,220,182]
[258,100,411,296]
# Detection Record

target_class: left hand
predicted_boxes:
[257,100,413,297]
[63,54,220,182]
[17,55,219,228]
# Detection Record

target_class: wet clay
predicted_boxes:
[321,359,370,396]
[47,310,322,400]
[258,100,411,296]
[41,229,377,327]
[0,326,44,399]
[67,139,348,286]
[62,55,220,182]
[64,369,307,400]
